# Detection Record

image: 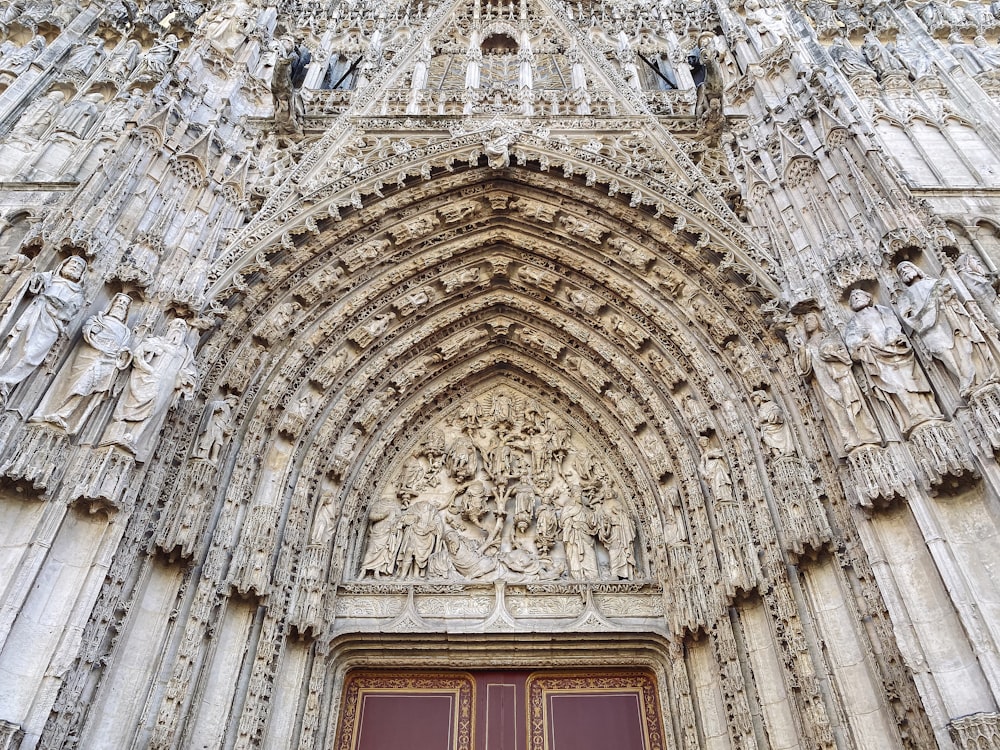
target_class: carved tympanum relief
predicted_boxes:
[358,385,642,583]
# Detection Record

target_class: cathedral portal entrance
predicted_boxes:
[334,669,664,750]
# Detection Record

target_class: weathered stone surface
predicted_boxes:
[1,0,1000,747]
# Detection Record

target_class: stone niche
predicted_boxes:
[355,384,647,586]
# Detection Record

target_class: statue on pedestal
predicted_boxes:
[32,293,132,435]
[0,256,86,401]
[896,261,998,395]
[843,288,942,433]
[790,312,880,451]
[102,319,198,461]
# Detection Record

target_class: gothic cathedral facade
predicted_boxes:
[1,0,1000,747]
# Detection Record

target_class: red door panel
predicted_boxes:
[335,669,662,750]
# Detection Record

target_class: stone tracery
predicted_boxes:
[2,0,1000,746]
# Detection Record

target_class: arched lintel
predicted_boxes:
[325,629,677,670]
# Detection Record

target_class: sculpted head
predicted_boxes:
[803,311,822,333]
[59,256,86,282]
[896,261,922,285]
[957,253,987,275]
[849,288,872,311]
[108,293,131,321]
[165,318,188,342]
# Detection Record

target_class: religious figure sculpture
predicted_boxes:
[310,487,339,545]
[949,35,1000,75]
[484,126,517,169]
[31,293,132,435]
[199,0,255,57]
[895,261,998,395]
[270,37,305,136]
[102,318,198,461]
[103,40,141,82]
[0,253,33,330]
[396,499,446,578]
[751,390,796,456]
[956,253,1000,331]
[698,435,736,503]
[131,35,180,82]
[10,91,63,140]
[0,35,45,76]
[443,527,498,579]
[862,33,905,79]
[744,0,788,50]
[805,0,839,35]
[0,256,86,401]
[790,311,880,450]
[843,288,942,433]
[561,487,599,579]
[360,496,402,579]
[597,492,636,579]
[829,37,874,78]
[53,93,105,139]
[357,388,641,582]
[192,395,238,463]
[64,37,106,80]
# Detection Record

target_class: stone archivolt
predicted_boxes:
[6,0,1000,747]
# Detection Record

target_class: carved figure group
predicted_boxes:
[843,288,942,433]
[102,319,198,460]
[357,388,640,582]
[791,311,880,451]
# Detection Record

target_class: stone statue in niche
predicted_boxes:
[0,253,33,330]
[896,261,999,396]
[257,300,299,343]
[743,0,789,51]
[198,0,256,58]
[64,36,106,80]
[103,40,141,83]
[950,35,1000,75]
[956,253,1000,331]
[828,37,875,78]
[790,311,880,451]
[357,387,642,582]
[862,33,905,79]
[0,36,45,77]
[0,256,86,401]
[192,395,238,463]
[10,91,63,140]
[131,35,180,83]
[698,435,736,503]
[310,486,339,545]
[750,390,795,457]
[53,93,105,139]
[843,288,942,434]
[102,319,198,461]
[31,293,133,435]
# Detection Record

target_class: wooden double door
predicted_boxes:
[334,669,664,750]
